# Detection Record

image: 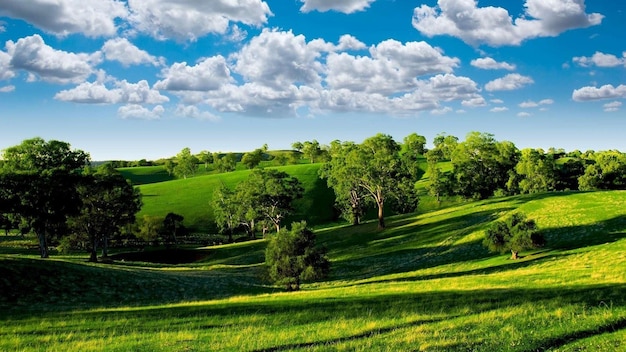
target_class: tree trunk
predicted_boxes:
[511,250,519,260]
[37,232,49,258]
[101,236,109,258]
[89,236,98,262]
[377,202,385,229]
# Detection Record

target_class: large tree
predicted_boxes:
[241,147,265,169]
[71,172,142,262]
[483,213,545,260]
[514,149,558,194]
[248,169,304,233]
[0,138,90,258]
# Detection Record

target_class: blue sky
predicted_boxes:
[0,0,624,161]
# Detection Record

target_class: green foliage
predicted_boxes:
[514,148,558,194]
[173,147,198,179]
[265,221,330,291]
[483,212,545,259]
[0,137,90,174]
[241,148,265,169]
[578,150,626,190]
[215,153,237,173]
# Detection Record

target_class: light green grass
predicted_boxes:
[1,191,625,351]
[137,163,336,232]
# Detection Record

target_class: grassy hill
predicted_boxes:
[136,163,337,232]
[1,191,625,351]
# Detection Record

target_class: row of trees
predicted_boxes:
[425,132,626,201]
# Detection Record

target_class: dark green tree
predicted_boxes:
[173,147,198,179]
[265,221,330,291]
[483,213,545,260]
[241,148,265,169]
[215,153,237,173]
[248,169,304,233]
[163,212,185,246]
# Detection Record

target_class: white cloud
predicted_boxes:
[127,0,272,42]
[518,112,532,117]
[431,106,453,115]
[6,35,101,84]
[326,39,459,94]
[0,50,15,80]
[485,74,534,91]
[519,99,553,108]
[336,35,367,51]
[300,0,375,14]
[412,0,603,47]
[175,104,220,121]
[55,79,169,105]
[490,107,509,113]
[0,85,15,92]
[0,21,5,33]
[462,97,487,107]
[118,104,164,119]
[0,0,127,37]
[573,51,626,68]
[233,29,324,89]
[603,101,622,112]
[490,99,504,104]
[572,84,626,101]
[471,57,516,70]
[102,38,163,67]
[155,56,233,91]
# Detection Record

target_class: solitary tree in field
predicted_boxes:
[265,221,330,291]
[163,212,185,246]
[174,147,198,179]
[483,213,545,260]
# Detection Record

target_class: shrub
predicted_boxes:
[265,221,330,291]
[483,212,545,259]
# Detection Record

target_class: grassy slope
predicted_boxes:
[1,191,625,351]
[137,163,336,232]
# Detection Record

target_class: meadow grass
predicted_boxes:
[1,191,625,351]
[136,163,336,232]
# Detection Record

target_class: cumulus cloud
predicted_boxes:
[491,99,504,104]
[485,74,534,91]
[0,85,15,93]
[490,107,509,113]
[518,112,532,117]
[572,84,626,101]
[326,39,459,94]
[300,0,376,14]
[155,56,233,91]
[603,101,622,112]
[471,57,516,70]
[102,38,163,67]
[55,79,169,105]
[336,35,367,51]
[6,35,101,84]
[412,0,603,46]
[127,0,272,42]
[118,104,164,119]
[233,29,324,89]
[573,51,626,68]
[0,0,127,37]
[0,51,15,80]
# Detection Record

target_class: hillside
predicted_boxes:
[136,163,336,232]
[1,191,625,351]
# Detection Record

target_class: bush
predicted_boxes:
[265,221,330,291]
[483,212,545,259]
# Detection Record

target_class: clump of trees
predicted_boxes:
[213,169,304,241]
[483,213,545,260]
[265,221,330,291]
[320,134,419,229]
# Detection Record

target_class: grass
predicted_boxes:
[137,163,336,232]
[1,190,626,351]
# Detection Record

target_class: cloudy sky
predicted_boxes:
[0,0,624,160]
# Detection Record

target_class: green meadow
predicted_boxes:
[1,190,625,351]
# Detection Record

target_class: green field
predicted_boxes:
[2,191,625,351]
[136,163,336,232]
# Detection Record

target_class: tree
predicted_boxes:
[265,221,330,291]
[164,159,175,176]
[247,169,304,233]
[0,138,90,258]
[163,212,185,246]
[215,153,237,173]
[432,133,458,160]
[425,149,445,204]
[198,150,213,170]
[483,213,545,260]
[241,147,265,169]
[450,132,519,199]
[514,148,558,194]
[578,150,626,191]
[135,215,163,246]
[213,184,239,243]
[173,147,198,179]
[302,140,322,163]
[71,173,142,261]
[319,141,366,225]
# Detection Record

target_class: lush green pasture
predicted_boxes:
[137,163,336,232]
[1,191,625,351]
